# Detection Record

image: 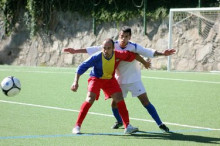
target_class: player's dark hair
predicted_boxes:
[121,26,132,36]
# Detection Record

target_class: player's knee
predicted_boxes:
[85,96,95,104]
[140,98,150,106]
[138,93,150,106]
[111,92,123,103]
[142,100,150,106]
[111,100,117,108]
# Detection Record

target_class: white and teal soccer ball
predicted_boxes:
[1,76,21,97]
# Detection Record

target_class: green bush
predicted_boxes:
[0,0,219,36]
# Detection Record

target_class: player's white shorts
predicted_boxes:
[120,81,146,98]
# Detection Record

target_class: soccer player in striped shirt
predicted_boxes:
[65,38,149,134]
[64,26,175,132]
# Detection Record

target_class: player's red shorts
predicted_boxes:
[88,77,122,100]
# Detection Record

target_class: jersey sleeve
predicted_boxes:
[115,50,136,62]
[134,44,156,58]
[76,56,96,75]
[86,46,102,56]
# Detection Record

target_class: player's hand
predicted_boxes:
[144,58,151,69]
[63,48,77,54]
[163,49,176,56]
[71,82,79,92]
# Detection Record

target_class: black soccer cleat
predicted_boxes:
[159,124,170,133]
[111,122,123,129]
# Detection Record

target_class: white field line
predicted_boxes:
[1,68,220,84]
[142,76,220,84]
[2,67,220,75]
[0,100,220,131]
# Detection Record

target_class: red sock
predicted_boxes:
[117,100,129,128]
[75,101,92,127]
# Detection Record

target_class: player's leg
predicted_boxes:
[138,93,163,125]
[111,92,129,128]
[126,81,169,132]
[72,92,96,134]
[73,77,100,134]
[111,84,129,129]
[111,92,138,134]
[111,100,123,129]
[103,78,138,134]
[75,92,96,127]
[137,93,169,132]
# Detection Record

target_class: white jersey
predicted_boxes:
[86,41,155,84]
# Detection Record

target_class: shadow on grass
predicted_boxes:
[127,131,220,145]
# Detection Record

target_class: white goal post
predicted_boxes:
[167,7,220,71]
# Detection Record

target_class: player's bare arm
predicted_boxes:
[135,54,151,69]
[154,49,176,56]
[71,73,81,92]
[63,48,87,54]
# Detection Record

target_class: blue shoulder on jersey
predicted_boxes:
[128,42,137,51]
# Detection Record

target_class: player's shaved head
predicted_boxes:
[103,38,114,48]
[102,38,115,59]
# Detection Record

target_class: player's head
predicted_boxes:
[119,26,131,48]
[102,38,114,59]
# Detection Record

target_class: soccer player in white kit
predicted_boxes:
[64,26,175,132]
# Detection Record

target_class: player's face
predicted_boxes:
[119,31,131,48]
[102,41,114,59]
